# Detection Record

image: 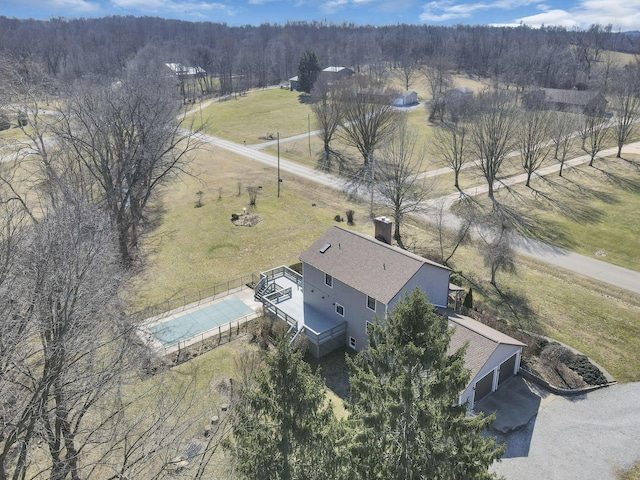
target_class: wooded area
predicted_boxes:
[0,17,637,96]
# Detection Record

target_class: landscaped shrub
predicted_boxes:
[345,209,355,225]
[566,355,608,385]
[231,213,239,221]
[334,214,343,222]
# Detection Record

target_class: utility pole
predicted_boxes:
[308,113,311,158]
[369,155,375,217]
[277,132,281,198]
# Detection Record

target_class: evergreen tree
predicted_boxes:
[227,335,340,480]
[463,287,474,309]
[297,50,322,94]
[346,289,502,480]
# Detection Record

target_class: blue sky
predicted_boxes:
[2,0,639,31]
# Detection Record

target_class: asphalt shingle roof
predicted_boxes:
[448,314,526,380]
[299,226,449,305]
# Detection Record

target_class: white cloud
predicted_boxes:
[420,0,537,22]
[514,0,640,30]
[420,0,640,30]
[109,0,236,16]
[319,0,396,14]
[320,0,350,13]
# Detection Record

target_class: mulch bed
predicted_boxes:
[232,213,261,227]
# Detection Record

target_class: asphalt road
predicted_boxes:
[491,382,640,479]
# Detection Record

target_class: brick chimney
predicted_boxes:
[374,216,392,244]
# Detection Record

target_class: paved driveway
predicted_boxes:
[490,382,640,479]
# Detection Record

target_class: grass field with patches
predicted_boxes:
[467,154,640,271]
[128,144,374,310]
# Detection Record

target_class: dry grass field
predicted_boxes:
[127,143,374,310]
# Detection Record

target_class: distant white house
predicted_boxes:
[165,63,206,78]
[288,75,300,91]
[255,218,525,408]
[393,91,418,106]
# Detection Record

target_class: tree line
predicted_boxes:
[1,17,638,97]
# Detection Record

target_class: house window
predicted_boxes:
[366,320,374,334]
[367,295,376,311]
[349,336,357,349]
[335,303,344,316]
[325,273,333,287]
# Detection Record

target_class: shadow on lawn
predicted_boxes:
[306,346,352,400]
[460,270,540,334]
[488,200,577,250]
[592,165,640,194]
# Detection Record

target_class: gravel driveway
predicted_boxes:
[491,382,640,479]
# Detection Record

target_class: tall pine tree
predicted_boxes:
[227,335,340,480]
[346,288,502,479]
[297,50,322,94]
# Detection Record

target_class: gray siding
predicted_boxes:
[302,262,381,352]
[389,263,450,309]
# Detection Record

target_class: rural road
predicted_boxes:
[490,382,640,479]
[194,127,640,296]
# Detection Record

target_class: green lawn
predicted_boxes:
[194,88,315,145]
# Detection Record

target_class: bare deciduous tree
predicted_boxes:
[432,196,475,266]
[468,91,517,200]
[516,108,552,187]
[311,77,344,172]
[55,60,200,265]
[375,122,432,248]
[423,56,453,122]
[337,76,399,170]
[609,66,640,158]
[432,121,470,190]
[550,111,578,177]
[480,218,516,287]
[247,186,258,206]
[580,113,610,167]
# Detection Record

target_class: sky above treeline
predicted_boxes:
[2,0,640,32]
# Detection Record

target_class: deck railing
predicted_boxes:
[305,323,347,345]
[263,301,298,328]
[259,265,302,287]
[264,286,292,304]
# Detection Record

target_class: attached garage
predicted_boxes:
[448,313,526,409]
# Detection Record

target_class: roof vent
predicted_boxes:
[319,243,331,254]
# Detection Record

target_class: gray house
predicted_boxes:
[299,223,450,354]
[524,88,607,116]
[255,219,524,408]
